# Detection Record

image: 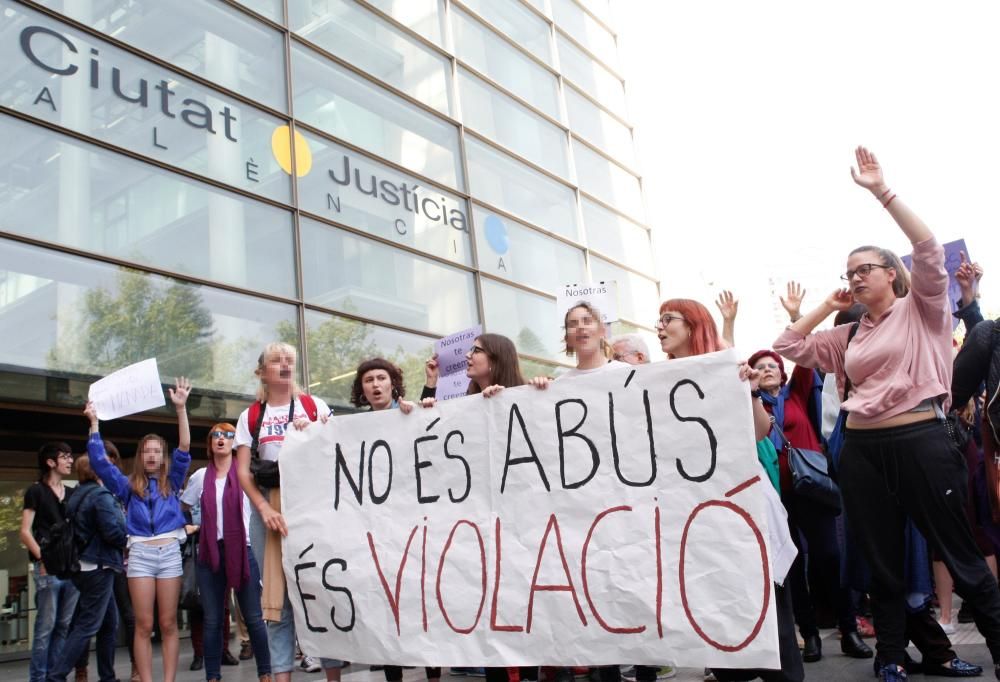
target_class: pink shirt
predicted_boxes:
[773,236,952,426]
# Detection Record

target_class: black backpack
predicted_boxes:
[39,485,100,579]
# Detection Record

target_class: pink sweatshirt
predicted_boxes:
[773,236,952,426]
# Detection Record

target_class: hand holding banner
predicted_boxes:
[280,350,782,669]
[88,358,166,420]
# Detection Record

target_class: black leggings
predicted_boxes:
[841,419,1000,666]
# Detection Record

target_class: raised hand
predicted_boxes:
[424,354,439,388]
[715,290,739,322]
[956,251,983,306]
[167,376,191,408]
[84,401,99,428]
[850,146,887,194]
[825,288,855,312]
[779,281,806,320]
[738,362,761,392]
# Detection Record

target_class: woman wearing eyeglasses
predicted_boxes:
[747,341,872,662]
[180,424,271,682]
[773,147,1000,681]
[84,377,192,682]
[650,299,802,682]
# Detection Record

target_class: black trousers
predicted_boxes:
[711,583,803,682]
[783,494,855,636]
[840,419,1000,666]
[907,604,956,666]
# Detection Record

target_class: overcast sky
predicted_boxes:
[618,0,999,357]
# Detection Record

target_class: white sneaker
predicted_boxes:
[938,620,956,635]
[300,656,322,673]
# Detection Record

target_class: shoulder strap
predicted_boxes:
[769,418,793,451]
[299,394,318,421]
[842,322,861,402]
[249,401,266,457]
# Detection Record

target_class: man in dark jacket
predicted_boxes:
[46,454,127,682]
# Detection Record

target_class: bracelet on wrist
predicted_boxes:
[750,389,762,399]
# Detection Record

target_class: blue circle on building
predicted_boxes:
[484,215,509,254]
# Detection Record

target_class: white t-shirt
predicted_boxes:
[180,467,252,541]
[557,359,630,379]
[234,396,331,462]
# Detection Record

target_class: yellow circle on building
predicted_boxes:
[271,125,312,177]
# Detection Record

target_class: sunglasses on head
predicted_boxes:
[210,430,236,440]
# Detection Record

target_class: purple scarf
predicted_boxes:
[199,459,249,590]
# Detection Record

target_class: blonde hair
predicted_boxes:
[563,302,613,359]
[254,342,303,402]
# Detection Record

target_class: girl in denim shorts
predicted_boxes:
[87,377,193,682]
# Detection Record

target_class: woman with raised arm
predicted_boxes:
[234,342,338,682]
[650,298,800,682]
[774,147,1000,681]
[85,377,192,682]
[749,282,872,663]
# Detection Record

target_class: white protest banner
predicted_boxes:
[280,349,778,668]
[434,325,482,400]
[557,281,619,326]
[88,358,165,421]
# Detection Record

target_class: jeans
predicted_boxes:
[46,569,118,682]
[197,542,271,680]
[30,563,80,682]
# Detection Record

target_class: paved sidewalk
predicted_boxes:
[0,622,993,681]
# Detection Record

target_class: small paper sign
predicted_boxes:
[556,281,619,327]
[89,358,166,421]
[434,325,482,400]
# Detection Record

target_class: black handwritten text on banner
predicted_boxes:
[279,350,779,668]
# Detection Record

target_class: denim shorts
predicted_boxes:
[126,540,182,579]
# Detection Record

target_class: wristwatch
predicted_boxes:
[750,389,762,399]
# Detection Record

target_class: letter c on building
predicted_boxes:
[21,26,79,76]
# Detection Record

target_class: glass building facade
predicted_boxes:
[0,0,655,653]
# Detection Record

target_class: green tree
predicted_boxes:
[49,268,214,380]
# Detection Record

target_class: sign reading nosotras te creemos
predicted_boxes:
[278,349,782,669]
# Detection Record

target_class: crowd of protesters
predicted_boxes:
[20,146,1000,682]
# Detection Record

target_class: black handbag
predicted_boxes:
[179,533,200,611]
[772,420,842,514]
[249,401,294,489]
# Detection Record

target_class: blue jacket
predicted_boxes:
[70,481,127,571]
[88,433,190,538]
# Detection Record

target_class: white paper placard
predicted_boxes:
[88,358,165,421]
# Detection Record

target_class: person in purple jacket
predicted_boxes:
[773,147,999,681]
[85,377,192,682]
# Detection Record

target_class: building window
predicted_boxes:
[291,42,464,190]
[290,0,453,116]
[300,217,478,335]
[0,115,298,298]
[465,136,580,241]
[296,131,473,266]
